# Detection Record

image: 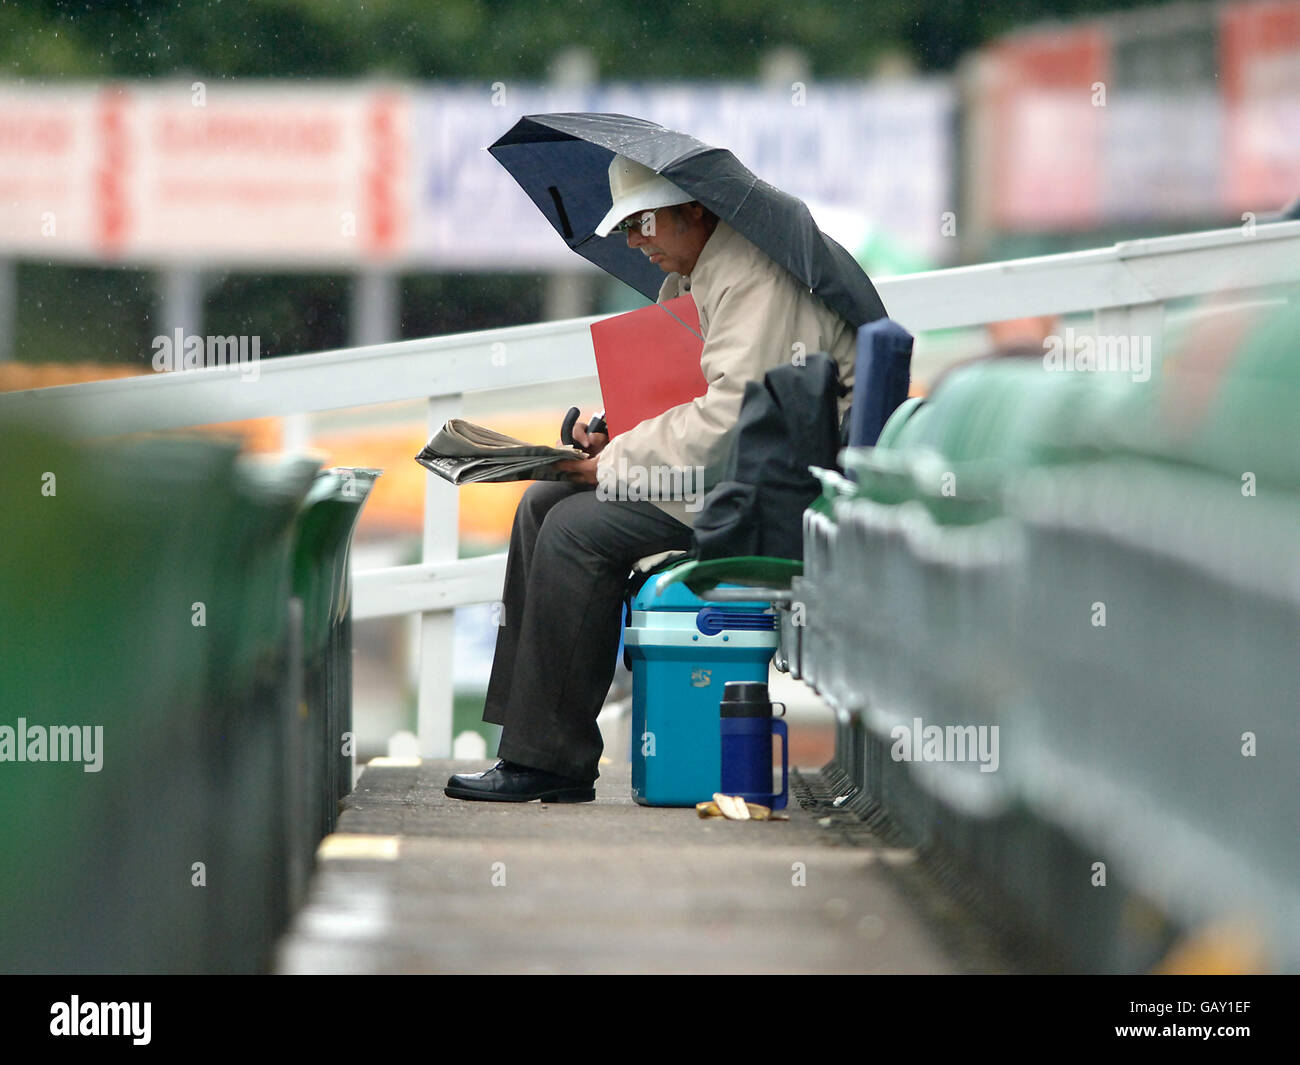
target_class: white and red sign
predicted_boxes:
[0,82,411,265]
[0,85,103,258]
[1221,0,1300,213]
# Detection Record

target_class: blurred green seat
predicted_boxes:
[289,467,381,859]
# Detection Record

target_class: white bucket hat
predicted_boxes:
[594,155,694,237]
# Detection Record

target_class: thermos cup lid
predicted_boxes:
[720,680,773,717]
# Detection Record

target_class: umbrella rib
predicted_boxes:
[726,175,760,217]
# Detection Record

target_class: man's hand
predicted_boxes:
[569,421,609,456]
[551,419,608,486]
[553,454,599,485]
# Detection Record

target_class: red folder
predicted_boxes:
[588,294,707,439]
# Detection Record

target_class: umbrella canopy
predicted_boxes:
[488,112,888,329]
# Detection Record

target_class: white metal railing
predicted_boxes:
[4,220,1299,754]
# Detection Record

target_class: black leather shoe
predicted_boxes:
[444,759,596,803]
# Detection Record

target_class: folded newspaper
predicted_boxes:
[415,418,586,485]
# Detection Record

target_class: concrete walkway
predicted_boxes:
[275,759,971,974]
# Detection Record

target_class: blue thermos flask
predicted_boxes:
[719,681,788,810]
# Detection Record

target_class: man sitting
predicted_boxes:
[444,156,856,802]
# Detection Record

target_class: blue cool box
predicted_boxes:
[625,569,779,807]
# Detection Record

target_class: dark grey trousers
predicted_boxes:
[482,479,693,781]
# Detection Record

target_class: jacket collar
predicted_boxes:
[683,219,740,292]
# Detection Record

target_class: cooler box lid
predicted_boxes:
[634,568,774,612]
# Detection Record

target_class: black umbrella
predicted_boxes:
[488,112,888,328]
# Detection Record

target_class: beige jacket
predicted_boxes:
[596,219,857,528]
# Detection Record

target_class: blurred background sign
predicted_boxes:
[0,81,953,269]
[128,84,409,265]
[0,83,411,265]
[0,85,102,259]
[1221,0,1300,210]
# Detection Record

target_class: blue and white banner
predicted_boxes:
[410,80,955,269]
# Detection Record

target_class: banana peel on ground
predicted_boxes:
[696,793,789,821]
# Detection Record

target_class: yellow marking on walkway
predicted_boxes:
[879,848,919,867]
[317,834,401,861]
[367,756,422,768]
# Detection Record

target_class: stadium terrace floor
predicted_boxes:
[275,759,1000,975]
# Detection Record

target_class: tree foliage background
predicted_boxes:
[4,0,1157,79]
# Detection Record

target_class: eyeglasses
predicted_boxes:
[612,209,659,235]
